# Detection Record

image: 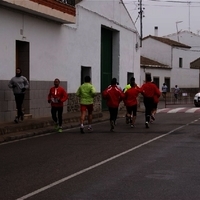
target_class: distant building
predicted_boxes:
[141,35,199,92]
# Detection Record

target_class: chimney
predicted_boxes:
[154,26,158,36]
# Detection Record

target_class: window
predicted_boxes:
[127,72,134,84]
[145,73,151,82]
[81,66,91,84]
[164,77,170,92]
[153,77,159,88]
[179,57,183,68]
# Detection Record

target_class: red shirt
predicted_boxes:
[48,86,68,107]
[153,92,161,103]
[141,82,160,98]
[124,87,142,106]
[102,85,125,108]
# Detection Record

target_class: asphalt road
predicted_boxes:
[1,109,200,200]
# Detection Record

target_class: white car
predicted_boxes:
[194,92,200,107]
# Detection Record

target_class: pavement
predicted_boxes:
[0,107,131,144]
[0,100,193,144]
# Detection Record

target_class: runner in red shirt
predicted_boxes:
[48,78,68,132]
[141,75,160,128]
[124,78,142,128]
[102,78,125,132]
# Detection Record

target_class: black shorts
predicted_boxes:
[126,105,137,116]
[152,103,158,109]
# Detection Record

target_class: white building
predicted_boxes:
[141,35,199,92]
[0,0,140,122]
[164,31,200,88]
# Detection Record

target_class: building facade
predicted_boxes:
[0,0,140,122]
[141,35,199,92]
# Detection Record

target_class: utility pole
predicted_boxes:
[138,0,144,47]
[139,0,142,47]
[188,1,191,31]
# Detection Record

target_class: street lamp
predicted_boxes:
[176,21,183,42]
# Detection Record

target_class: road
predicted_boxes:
[1,108,200,200]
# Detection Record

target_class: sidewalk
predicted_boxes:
[0,100,193,144]
[0,107,134,143]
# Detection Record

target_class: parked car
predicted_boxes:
[194,92,200,107]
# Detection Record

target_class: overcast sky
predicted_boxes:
[124,0,200,37]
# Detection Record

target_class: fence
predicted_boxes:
[164,92,195,107]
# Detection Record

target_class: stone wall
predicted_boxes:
[67,93,102,112]
[0,80,102,122]
[1,79,197,123]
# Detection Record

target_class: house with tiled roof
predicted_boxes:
[164,31,200,88]
[164,31,200,50]
[140,56,171,87]
[141,35,199,92]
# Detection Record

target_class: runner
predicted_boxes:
[123,78,141,128]
[102,78,125,132]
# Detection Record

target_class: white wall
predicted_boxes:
[142,38,172,66]
[140,68,171,89]
[172,48,199,88]
[141,37,199,89]
[64,3,140,92]
[77,0,137,31]
[0,1,140,93]
[0,7,69,82]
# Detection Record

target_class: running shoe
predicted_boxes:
[14,117,19,123]
[54,123,59,130]
[110,121,115,132]
[58,127,63,133]
[145,122,149,128]
[87,127,93,132]
[130,124,135,128]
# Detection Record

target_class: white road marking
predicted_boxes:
[16,119,199,200]
[167,108,185,113]
[156,108,169,113]
[185,108,200,113]
[157,107,200,113]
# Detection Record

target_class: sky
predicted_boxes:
[124,0,200,37]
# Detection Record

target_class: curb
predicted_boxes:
[0,112,105,144]
[0,110,145,144]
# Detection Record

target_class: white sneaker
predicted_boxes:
[87,127,93,132]
[145,122,149,128]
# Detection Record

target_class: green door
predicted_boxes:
[101,28,112,110]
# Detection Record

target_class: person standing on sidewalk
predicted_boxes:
[76,76,96,134]
[174,85,180,100]
[141,75,161,128]
[102,78,125,132]
[123,78,141,128]
[161,83,168,99]
[48,78,68,133]
[8,68,29,123]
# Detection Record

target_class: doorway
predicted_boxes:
[101,27,113,110]
[16,40,30,114]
